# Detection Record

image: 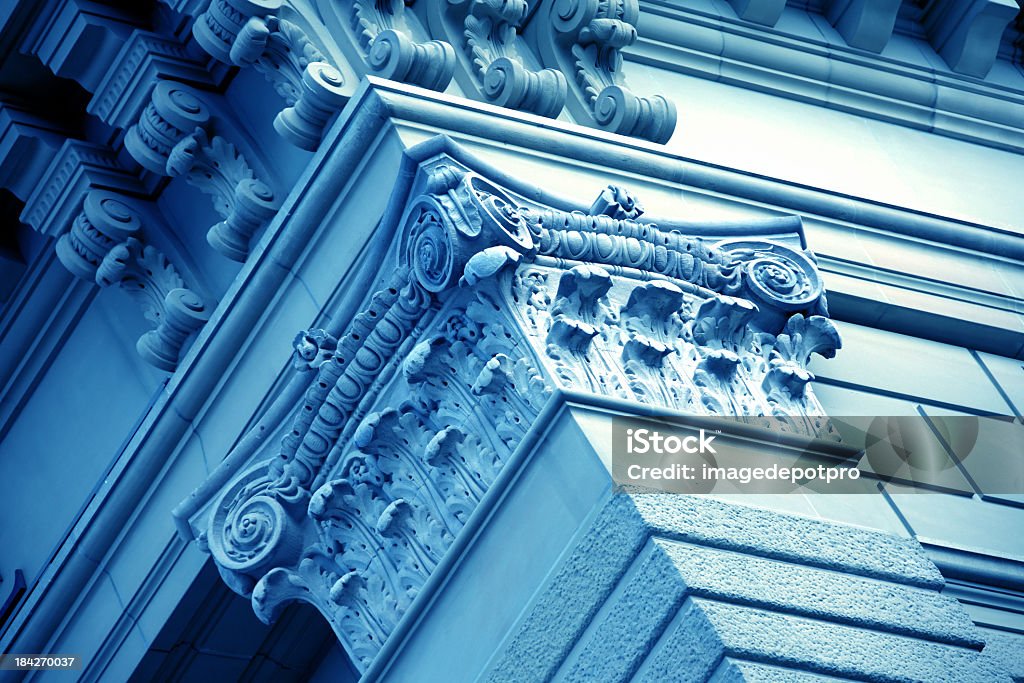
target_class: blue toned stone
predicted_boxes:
[633,494,945,589]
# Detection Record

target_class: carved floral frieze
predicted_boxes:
[183,156,840,672]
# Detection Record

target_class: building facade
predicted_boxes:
[0,0,1022,680]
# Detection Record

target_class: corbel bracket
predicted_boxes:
[167,127,280,262]
[533,0,677,143]
[350,0,456,91]
[727,0,788,27]
[923,0,1019,78]
[430,0,567,118]
[55,190,211,371]
[194,1,349,149]
[125,81,280,262]
[825,0,902,53]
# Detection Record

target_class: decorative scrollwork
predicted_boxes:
[431,0,567,117]
[190,166,842,676]
[209,472,292,572]
[55,191,210,371]
[125,80,211,175]
[715,238,827,332]
[274,62,348,150]
[194,1,349,149]
[56,191,142,281]
[409,208,457,292]
[167,127,280,262]
[352,1,455,91]
[535,0,677,142]
[194,0,284,64]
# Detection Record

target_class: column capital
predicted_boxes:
[179,149,840,672]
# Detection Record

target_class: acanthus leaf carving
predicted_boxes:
[534,0,677,142]
[190,159,841,675]
[124,80,281,262]
[429,0,567,118]
[167,127,280,261]
[195,0,351,149]
[55,190,211,371]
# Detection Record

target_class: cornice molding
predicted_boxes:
[0,102,67,203]
[21,139,145,237]
[19,0,147,92]
[87,29,225,129]
[635,1,1024,154]
[707,0,1018,79]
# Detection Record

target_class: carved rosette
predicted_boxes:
[191,163,839,673]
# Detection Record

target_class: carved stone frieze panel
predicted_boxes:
[183,154,839,672]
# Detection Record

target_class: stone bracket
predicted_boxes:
[530,0,678,143]
[427,0,568,119]
[193,1,351,150]
[923,0,1020,78]
[125,80,280,262]
[55,190,211,371]
[728,0,789,26]
[825,0,903,53]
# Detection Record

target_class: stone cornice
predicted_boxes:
[21,139,146,237]
[635,0,1024,155]
[87,29,225,129]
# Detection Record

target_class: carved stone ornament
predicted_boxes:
[427,0,568,118]
[532,0,677,143]
[194,0,349,150]
[55,190,211,371]
[347,0,456,91]
[126,80,280,262]
[183,156,839,672]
